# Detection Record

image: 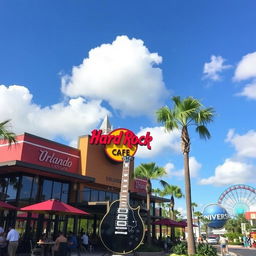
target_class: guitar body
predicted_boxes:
[99,200,145,254]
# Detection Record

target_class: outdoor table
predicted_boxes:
[37,241,55,256]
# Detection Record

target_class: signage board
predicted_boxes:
[89,128,153,162]
[203,203,229,229]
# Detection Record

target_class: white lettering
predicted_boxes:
[39,150,72,168]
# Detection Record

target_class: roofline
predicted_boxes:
[0,160,94,183]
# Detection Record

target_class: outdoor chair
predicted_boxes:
[30,240,42,256]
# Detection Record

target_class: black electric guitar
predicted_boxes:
[99,156,145,254]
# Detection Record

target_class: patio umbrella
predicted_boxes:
[0,200,19,210]
[153,218,197,227]
[152,218,187,227]
[20,199,89,215]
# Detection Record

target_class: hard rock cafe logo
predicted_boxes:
[89,128,153,162]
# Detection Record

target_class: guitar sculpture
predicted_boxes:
[99,156,145,254]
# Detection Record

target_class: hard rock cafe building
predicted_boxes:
[0,118,167,252]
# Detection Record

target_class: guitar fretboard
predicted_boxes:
[119,157,131,208]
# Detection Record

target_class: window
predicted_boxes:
[61,183,69,203]
[19,176,33,200]
[52,181,61,200]
[105,192,112,201]
[112,193,118,201]
[99,191,105,201]
[41,180,53,201]
[31,177,39,201]
[91,190,98,201]
[0,177,8,201]
[6,177,19,201]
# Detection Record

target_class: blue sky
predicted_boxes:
[1,1,256,215]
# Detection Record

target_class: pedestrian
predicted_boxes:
[219,235,228,256]
[81,232,89,252]
[67,232,80,256]
[0,231,7,256]
[242,234,247,247]
[6,226,19,256]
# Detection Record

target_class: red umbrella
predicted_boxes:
[0,200,19,210]
[20,199,89,215]
[153,218,197,227]
[152,218,187,227]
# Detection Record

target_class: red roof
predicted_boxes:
[20,199,89,215]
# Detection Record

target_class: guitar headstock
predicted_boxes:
[123,156,134,163]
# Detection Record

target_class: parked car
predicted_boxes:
[206,235,219,245]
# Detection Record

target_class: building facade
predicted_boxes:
[0,130,166,252]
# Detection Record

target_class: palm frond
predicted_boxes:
[196,125,211,139]
[156,106,178,130]
[0,120,16,145]
[195,107,215,124]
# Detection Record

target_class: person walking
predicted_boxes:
[81,232,89,252]
[219,235,228,256]
[6,226,19,256]
[0,231,7,256]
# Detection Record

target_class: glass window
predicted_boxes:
[19,176,32,200]
[6,177,19,201]
[61,183,69,203]
[105,192,112,201]
[91,190,98,201]
[41,180,53,201]
[81,188,90,203]
[99,191,105,201]
[112,193,118,201]
[0,177,8,201]
[52,181,61,200]
[31,177,39,201]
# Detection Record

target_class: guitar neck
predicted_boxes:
[119,157,132,208]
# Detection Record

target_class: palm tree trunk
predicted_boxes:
[181,126,196,255]
[184,151,196,255]
[171,205,175,241]
[146,180,152,245]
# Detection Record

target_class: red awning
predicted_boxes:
[20,199,89,215]
[0,201,19,210]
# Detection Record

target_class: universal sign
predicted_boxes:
[89,128,153,162]
[203,204,230,229]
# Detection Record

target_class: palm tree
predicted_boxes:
[156,96,214,255]
[0,120,16,145]
[194,211,203,239]
[134,162,166,245]
[159,181,183,220]
[159,181,183,240]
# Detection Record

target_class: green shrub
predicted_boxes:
[171,242,187,255]
[196,243,217,256]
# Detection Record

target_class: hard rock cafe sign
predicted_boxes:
[89,128,153,162]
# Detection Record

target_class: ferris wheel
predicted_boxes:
[218,184,256,217]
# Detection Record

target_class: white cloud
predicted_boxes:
[61,35,168,117]
[234,52,256,81]
[203,55,231,81]
[237,81,256,99]
[226,129,256,158]
[199,159,256,186]
[0,85,109,142]
[165,156,202,178]
[135,126,180,158]
[164,162,176,176]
